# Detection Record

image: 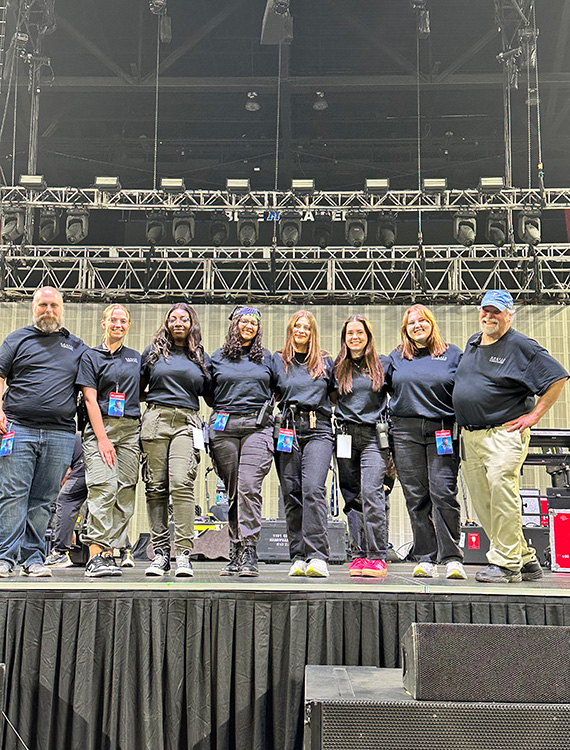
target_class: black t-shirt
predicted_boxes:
[385,344,463,420]
[76,344,141,418]
[334,355,389,425]
[453,327,568,427]
[272,351,335,417]
[141,345,210,410]
[0,325,87,432]
[209,346,273,413]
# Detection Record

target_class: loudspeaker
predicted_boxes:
[258,518,347,563]
[304,666,570,750]
[401,622,570,703]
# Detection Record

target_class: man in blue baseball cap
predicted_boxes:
[453,289,568,583]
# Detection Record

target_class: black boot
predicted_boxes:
[239,545,259,577]
[220,542,242,576]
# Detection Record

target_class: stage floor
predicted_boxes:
[1,560,570,596]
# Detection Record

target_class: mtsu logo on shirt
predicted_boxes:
[125,357,139,363]
[60,342,74,351]
[489,356,506,364]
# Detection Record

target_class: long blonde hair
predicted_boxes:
[398,304,448,360]
[279,310,327,379]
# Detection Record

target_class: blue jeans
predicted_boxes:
[0,423,75,568]
[275,416,334,562]
[390,415,462,563]
[337,423,388,560]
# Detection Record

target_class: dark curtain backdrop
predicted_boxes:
[1,589,569,750]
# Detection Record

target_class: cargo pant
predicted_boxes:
[82,417,140,552]
[141,405,201,554]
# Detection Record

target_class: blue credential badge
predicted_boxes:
[213,412,230,431]
[108,392,126,417]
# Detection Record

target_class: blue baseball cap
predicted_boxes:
[480,289,514,312]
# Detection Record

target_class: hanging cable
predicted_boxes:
[152,13,161,191]
[525,29,532,190]
[532,2,545,199]
[415,28,423,248]
[10,50,18,186]
[272,41,283,246]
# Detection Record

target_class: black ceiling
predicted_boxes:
[2,0,569,192]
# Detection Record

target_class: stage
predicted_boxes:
[2,561,570,750]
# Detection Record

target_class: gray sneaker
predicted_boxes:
[45,550,73,568]
[174,550,194,578]
[145,550,170,576]
[0,561,13,578]
[21,563,52,578]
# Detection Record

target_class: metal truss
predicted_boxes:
[1,186,570,214]
[1,245,569,304]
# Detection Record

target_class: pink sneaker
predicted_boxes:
[361,559,388,578]
[348,558,366,576]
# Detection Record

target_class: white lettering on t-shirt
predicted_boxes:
[124,357,138,363]
[432,356,447,361]
[489,356,506,364]
[60,342,74,351]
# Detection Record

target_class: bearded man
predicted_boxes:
[0,287,87,577]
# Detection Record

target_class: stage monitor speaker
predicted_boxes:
[460,524,549,565]
[304,666,570,750]
[401,622,570,703]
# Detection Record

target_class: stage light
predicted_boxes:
[1,207,25,242]
[486,212,507,248]
[226,178,250,193]
[279,210,302,247]
[422,177,447,193]
[312,92,328,111]
[245,92,260,112]
[172,212,195,246]
[94,176,121,191]
[209,213,230,246]
[65,210,89,244]
[453,211,477,247]
[160,177,185,192]
[313,213,332,249]
[291,179,315,194]
[365,178,390,194]
[377,212,397,248]
[479,177,505,192]
[19,174,46,190]
[38,209,60,243]
[345,212,368,248]
[518,211,541,246]
[237,211,258,247]
[145,212,166,246]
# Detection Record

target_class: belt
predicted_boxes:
[463,424,501,432]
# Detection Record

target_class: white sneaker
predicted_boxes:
[413,561,439,578]
[21,563,52,577]
[446,560,467,580]
[305,559,330,578]
[288,560,306,576]
[174,551,194,578]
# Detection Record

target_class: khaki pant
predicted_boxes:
[141,405,201,553]
[83,417,140,551]
[461,426,535,570]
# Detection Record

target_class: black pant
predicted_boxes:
[336,423,388,560]
[275,417,334,562]
[209,414,274,545]
[390,415,462,563]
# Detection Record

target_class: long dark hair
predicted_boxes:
[147,303,207,374]
[220,312,264,364]
[334,314,384,394]
[279,310,327,379]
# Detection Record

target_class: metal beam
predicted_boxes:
[434,27,498,83]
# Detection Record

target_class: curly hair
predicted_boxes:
[220,314,264,364]
[146,303,207,374]
[398,304,448,360]
[279,310,327,379]
[334,314,384,394]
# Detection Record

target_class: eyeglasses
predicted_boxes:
[239,317,259,328]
